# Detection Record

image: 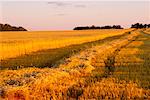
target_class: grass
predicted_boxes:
[112,31,150,89]
[91,31,150,89]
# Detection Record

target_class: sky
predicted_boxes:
[0,0,150,30]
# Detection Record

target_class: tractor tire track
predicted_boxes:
[103,37,138,77]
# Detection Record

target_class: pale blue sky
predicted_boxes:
[0,1,150,30]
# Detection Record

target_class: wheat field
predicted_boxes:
[0,29,133,60]
[0,29,150,99]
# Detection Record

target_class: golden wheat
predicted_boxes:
[0,29,133,60]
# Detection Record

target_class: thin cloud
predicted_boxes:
[47,1,68,6]
[74,4,86,8]
[47,1,87,8]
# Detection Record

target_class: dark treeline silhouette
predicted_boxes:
[131,23,150,29]
[73,25,123,30]
[0,23,27,31]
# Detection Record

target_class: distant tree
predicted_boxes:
[115,25,123,29]
[95,26,100,29]
[74,23,150,30]
[131,23,150,29]
[18,27,27,31]
[143,24,147,28]
[0,23,27,31]
[148,24,150,28]
[73,25,123,30]
[90,25,97,29]
[0,24,3,30]
[73,26,90,30]
[111,25,123,29]
[112,25,116,29]
[139,24,144,28]
[101,25,112,29]
[131,23,139,28]
[3,24,11,31]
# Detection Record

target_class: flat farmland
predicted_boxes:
[0,29,150,99]
[0,29,132,60]
[0,29,134,69]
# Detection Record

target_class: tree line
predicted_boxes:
[0,23,27,31]
[73,25,123,30]
[1,23,150,31]
[131,23,150,29]
[73,23,150,30]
